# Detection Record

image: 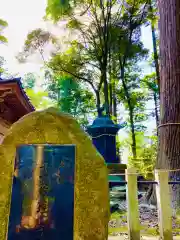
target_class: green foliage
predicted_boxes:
[48,45,84,79]
[147,0,159,27]
[67,19,82,29]
[45,0,150,116]
[17,29,55,62]
[22,72,37,89]
[0,35,7,43]
[22,72,54,110]
[0,18,8,43]
[142,72,159,93]
[0,57,18,79]
[120,131,157,178]
[46,0,73,21]
[47,40,100,103]
[118,65,149,130]
[47,75,96,127]
[19,0,151,117]
[25,29,50,48]
[0,19,8,27]
[26,88,54,110]
[0,56,6,76]
[142,72,160,124]
[129,134,157,178]
[17,0,159,174]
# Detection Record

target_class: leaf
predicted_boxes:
[46,0,73,21]
[0,18,8,44]
[17,28,52,62]
[22,72,37,89]
[66,19,81,29]
[0,19,8,28]
[0,35,7,43]
[26,88,54,110]
[47,75,96,127]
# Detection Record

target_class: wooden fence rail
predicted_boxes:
[109,167,174,240]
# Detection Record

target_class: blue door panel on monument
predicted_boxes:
[7,144,75,240]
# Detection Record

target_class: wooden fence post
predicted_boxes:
[155,169,173,240]
[126,168,140,240]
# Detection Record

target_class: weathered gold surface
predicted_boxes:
[0,108,110,240]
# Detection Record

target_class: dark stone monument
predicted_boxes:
[87,115,125,164]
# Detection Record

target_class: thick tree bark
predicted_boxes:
[158,0,180,208]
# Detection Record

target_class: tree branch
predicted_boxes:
[51,64,97,93]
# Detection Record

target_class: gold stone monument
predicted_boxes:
[0,108,110,240]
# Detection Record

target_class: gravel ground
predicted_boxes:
[109,197,180,237]
[108,236,180,240]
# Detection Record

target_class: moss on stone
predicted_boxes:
[0,108,110,240]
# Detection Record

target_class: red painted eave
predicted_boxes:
[0,78,35,123]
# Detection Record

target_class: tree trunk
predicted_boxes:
[153,91,159,129]
[146,184,157,205]
[101,70,110,116]
[151,19,160,131]
[151,25,160,95]
[121,67,137,160]
[112,75,117,122]
[113,92,117,123]
[109,82,113,116]
[111,55,117,122]
[145,91,159,204]
[95,90,101,116]
[150,0,160,94]
[129,105,137,160]
[158,0,180,209]
[109,48,113,117]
